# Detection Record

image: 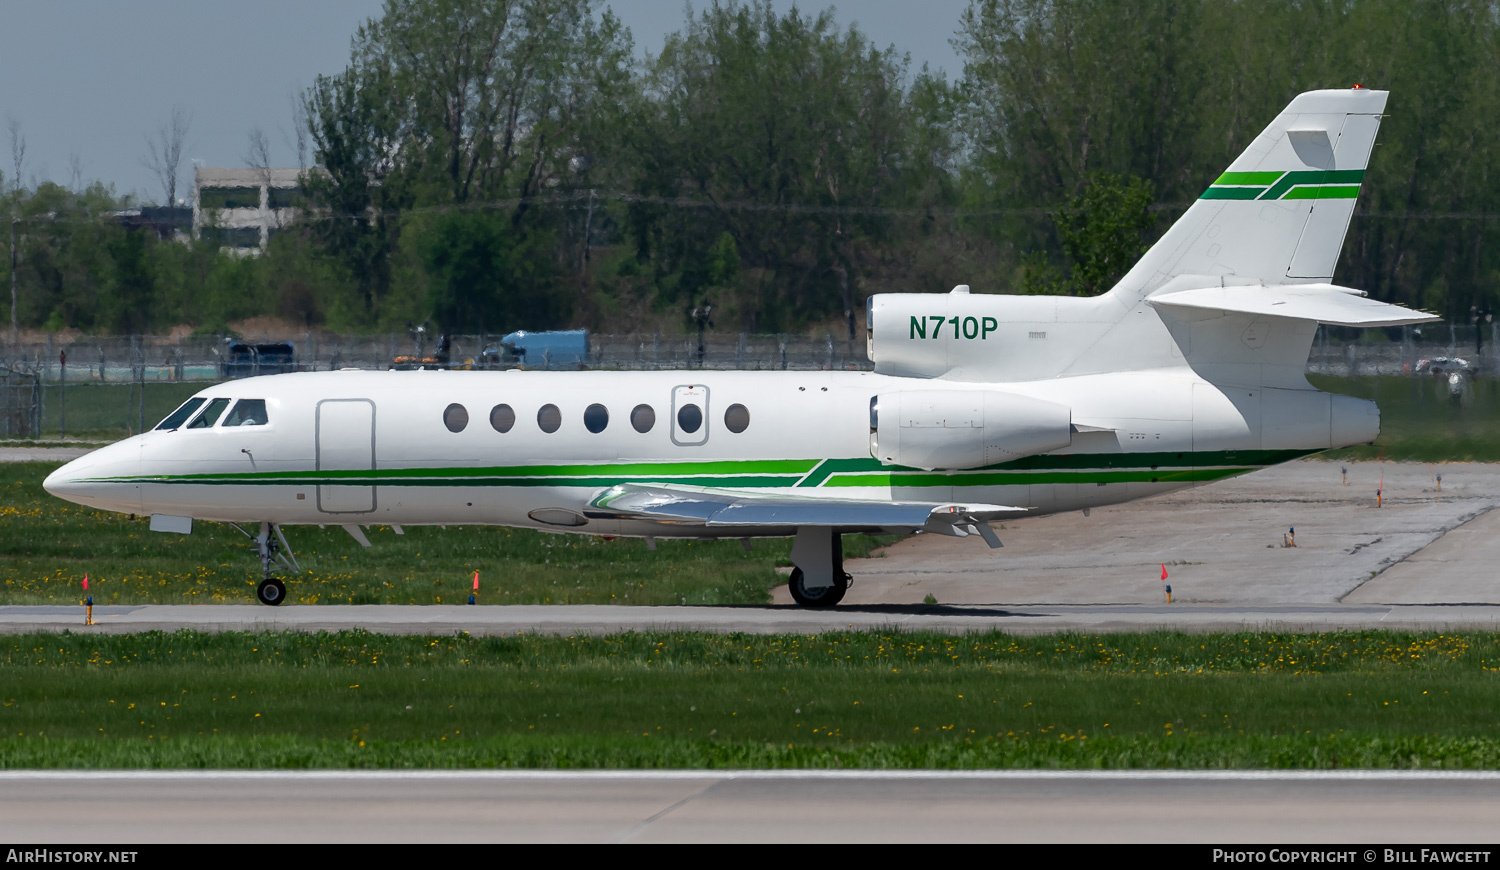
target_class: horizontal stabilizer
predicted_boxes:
[586,483,1024,532]
[1147,284,1438,327]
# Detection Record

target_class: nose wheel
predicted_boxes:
[256,578,287,606]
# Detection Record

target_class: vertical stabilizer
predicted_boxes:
[1107,87,1387,305]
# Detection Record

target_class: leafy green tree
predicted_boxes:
[1049,172,1155,297]
[417,210,565,332]
[628,0,923,331]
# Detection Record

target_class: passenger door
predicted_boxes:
[317,399,376,513]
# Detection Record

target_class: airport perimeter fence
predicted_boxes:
[0,323,1493,439]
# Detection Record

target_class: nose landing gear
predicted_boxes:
[231,521,301,606]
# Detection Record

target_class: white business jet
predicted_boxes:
[45,87,1436,607]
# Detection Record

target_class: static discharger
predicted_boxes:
[468,571,478,606]
[82,574,93,626]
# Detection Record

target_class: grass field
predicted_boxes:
[2,629,1497,769]
[0,462,895,606]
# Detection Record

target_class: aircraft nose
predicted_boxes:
[41,463,74,497]
[42,443,143,514]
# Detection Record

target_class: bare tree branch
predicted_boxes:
[142,106,192,206]
[7,118,25,194]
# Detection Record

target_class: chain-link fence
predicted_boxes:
[0,331,872,382]
[0,323,1492,440]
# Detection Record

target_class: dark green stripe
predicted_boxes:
[796,457,885,487]
[1201,186,1265,200]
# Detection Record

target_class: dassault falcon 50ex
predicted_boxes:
[45,87,1435,607]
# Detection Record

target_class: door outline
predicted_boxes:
[316,398,377,514]
[670,384,710,447]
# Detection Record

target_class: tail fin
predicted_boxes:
[1107,87,1387,304]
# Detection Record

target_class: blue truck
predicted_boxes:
[485,329,589,369]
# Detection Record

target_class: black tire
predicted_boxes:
[788,568,849,608]
[256,578,286,607]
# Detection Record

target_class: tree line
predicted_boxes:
[6,0,1500,339]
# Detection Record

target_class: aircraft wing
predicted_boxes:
[585,483,1025,539]
[1147,284,1439,327]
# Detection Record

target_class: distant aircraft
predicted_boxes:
[45,87,1435,608]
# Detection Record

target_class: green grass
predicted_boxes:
[1313,375,1500,462]
[0,462,893,606]
[2,629,1498,769]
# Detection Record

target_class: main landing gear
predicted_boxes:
[787,527,851,608]
[231,521,301,607]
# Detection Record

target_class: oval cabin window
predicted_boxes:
[631,404,656,433]
[443,403,469,433]
[584,403,609,433]
[724,403,750,433]
[677,403,703,434]
[537,404,561,433]
[490,404,515,433]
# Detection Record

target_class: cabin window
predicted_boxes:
[724,403,750,433]
[676,403,703,434]
[631,404,655,433]
[156,398,206,430]
[443,403,469,433]
[537,404,561,433]
[583,403,609,433]
[222,399,268,427]
[490,404,515,433]
[187,397,231,429]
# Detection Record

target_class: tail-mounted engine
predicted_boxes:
[870,390,1073,470]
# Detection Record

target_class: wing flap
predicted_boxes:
[586,483,1025,532]
[1148,284,1438,327]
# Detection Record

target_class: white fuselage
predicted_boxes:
[42,366,1373,538]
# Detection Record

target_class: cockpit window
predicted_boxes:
[155,398,206,430]
[222,399,269,427]
[187,398,231,429]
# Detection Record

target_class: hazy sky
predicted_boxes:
[0,1,970,203]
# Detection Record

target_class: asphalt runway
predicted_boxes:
[7,601,1500,636]
[5,770,1500,843]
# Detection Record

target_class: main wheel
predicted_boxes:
[788,568,850,608]
[256,578,287,606]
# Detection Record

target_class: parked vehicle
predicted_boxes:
[219,342,296,379]
[483,330,589,369]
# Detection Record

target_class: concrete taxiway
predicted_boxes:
[4,770,1500,843]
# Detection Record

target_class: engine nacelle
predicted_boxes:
[871,390,1073,470]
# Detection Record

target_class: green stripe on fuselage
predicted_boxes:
[96,449,1315,488]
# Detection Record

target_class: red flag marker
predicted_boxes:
[1160,564,1168,581]
[472,571,479,591]
[82,574,88,591]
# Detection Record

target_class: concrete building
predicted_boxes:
[193,167,302,253]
